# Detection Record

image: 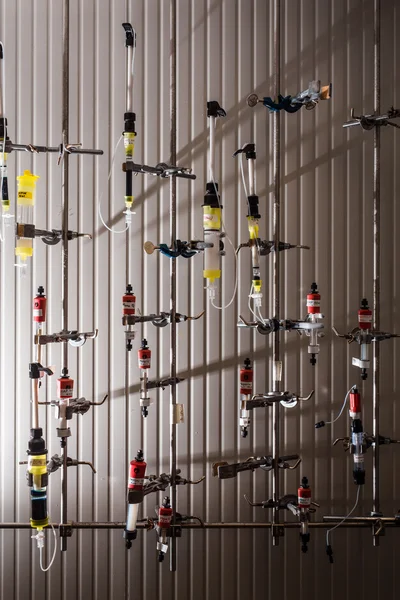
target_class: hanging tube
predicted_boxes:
[122,23,136,224]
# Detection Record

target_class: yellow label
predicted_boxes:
[203,207,221,230]
[253,279,262,293]
[15,246,33,258]
[30,517,49,529]
[29,457,47,468]
[203,269,221,282]
[124,133,136,160]
[247,218,259,239]
[17,191,34,206]
[125,196,134,207]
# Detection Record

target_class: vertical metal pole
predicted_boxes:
[60,0,70,552]
[372,0,381,538]
[169,0,178,572]
[271,0,281,546]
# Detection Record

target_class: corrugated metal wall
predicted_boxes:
[0,0,399,598]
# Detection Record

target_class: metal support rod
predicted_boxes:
[1,520,399,530]
[31,328,42,430]
[372,0,381,536]
[0,43,4,118]
[60,0,70,552]
[271,0,281,546]
[169,0,178,573]
[209,115,215,182]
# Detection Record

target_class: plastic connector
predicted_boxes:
[207,282,216,301]
[32,529,45,549]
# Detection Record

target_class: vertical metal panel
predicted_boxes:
[0,0,400,598]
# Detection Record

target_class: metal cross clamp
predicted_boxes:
[212,454,301,479]
[123,160,196,180]
[122,310,204,329]
[245,389,314,410]
[34,329,98,347]
[343,107,400,130]
[237,240,310,255]
[57,142,104,165]
[247,80,332,113]
[143,469,205,496]
[16,223,92,245]
[334,433,400,452]
[332,298,399,379]
[146,377,184,391]
[46,454,96,474]
[144,239,213,259]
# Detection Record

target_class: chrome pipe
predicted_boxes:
[372,0,381,541]
[272,0,281,546]
[169,0,178,573]
[60,0,70,552]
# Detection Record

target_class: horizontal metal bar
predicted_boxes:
[0,520,399,530]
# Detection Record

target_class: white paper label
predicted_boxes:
[129,477,144,487]
[359,314,372,323]
[306,299,320,307]
[123,301,135,309]
[171,403,184,424]
[241,381,252,390]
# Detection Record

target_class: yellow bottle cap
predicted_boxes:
[16,170,40,187]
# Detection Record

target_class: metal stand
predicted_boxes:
[372,0,381,540]
[60,0,70,552]
[271,0,281,545]
[169,0,178,572]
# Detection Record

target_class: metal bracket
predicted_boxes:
[143,470,205,496]
[122,311,204,328]
[343,107,400,130]
[247,81,332,112]
[144,239,208,258]
[123,160,196,180]
[59,523,73,538]
[372,519,385,538]
[35,329,98,347]
[212,454,301,479]
[245,389,314,410]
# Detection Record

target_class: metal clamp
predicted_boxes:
[247,81,332,113]
[144,239,209,258]
[35,329,98,347]
[343,107,400,130]
[143,469,205,496]
[212,454,301,479]
[57,142,104,165]
[59,523,73,538]
[3,139,103,159]
[123,160,196,180]
[146,377,184,390]
[45,454,96,474]
[246,389,314,410]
